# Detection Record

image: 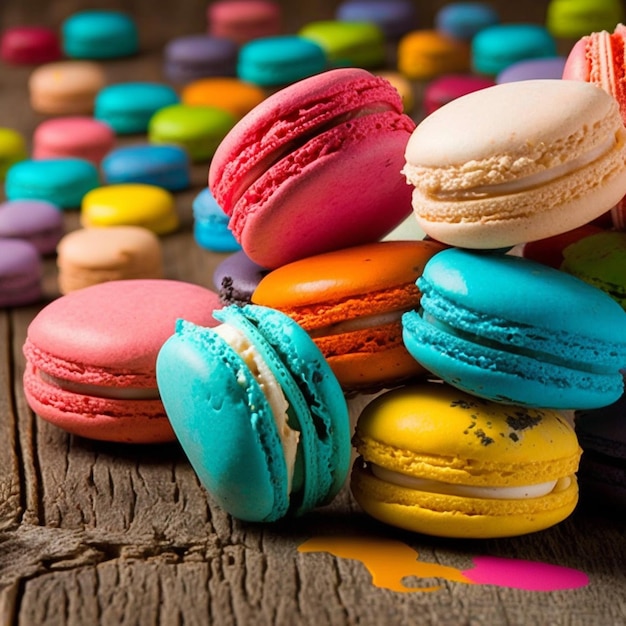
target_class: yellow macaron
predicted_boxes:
[351,383,581,538]
[80,184,179,235]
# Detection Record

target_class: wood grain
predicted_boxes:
[1,1,626,624]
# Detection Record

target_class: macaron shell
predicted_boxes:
[181,78,266,119]
[0,199,64,255]
[0,238,43,307]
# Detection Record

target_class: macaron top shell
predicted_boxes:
[354,384,581,487]
[24,279,221,388]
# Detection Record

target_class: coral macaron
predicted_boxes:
[252,240,446,391]
[22,279,222,443]
[209,68,416,268]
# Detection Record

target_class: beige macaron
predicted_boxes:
[29,60,107,115]
[402,79,626,249]
[56,226,164,294]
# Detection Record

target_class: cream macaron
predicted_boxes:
[402,79,626,249]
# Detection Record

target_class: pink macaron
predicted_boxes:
[208,68,416,268]
[32,116,116,165]
[1,26,62,65]
[22,279,222,444]
[207,0,282,44]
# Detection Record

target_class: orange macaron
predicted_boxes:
[251,240,446,392]
[181,77,266,119]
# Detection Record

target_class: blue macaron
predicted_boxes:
[5,158,100,209]
[435,2,500,41]
[156,304,351,522]
[61,10,139,59]
[471,23,558,76]
[94,82,180,135]
[237,35,328,87]
[192,187,241,253]
[102,144,191,191]
[402,248,626,410]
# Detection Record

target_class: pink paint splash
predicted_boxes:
[462,556,589,592]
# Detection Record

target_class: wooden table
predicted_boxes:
[1,2,625,624]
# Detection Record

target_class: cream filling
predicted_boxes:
[424,134,616,200]
[371,464,569,500]
[39,371,161,400]
[214,324,300,494]
[307,310,405,339]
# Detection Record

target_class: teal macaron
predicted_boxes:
[5,158,100,209]
[402,248,626,410]
[148,103,236,162]
[61,10,139,59]
[237,35,328,87]
[156,304,351,522]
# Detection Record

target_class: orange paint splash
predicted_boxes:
[298,535,475,593]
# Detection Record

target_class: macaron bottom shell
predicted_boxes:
[350,464,579,539]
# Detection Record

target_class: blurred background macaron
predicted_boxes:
[0,238,43,307]
[435,2,500,41]
[207,0,282,44]
[546,0,625,39]
[0,199,64,255]
[193,187,241,253]
[336,0,418,40]
[0,25,62,65]
[0,127,28,180]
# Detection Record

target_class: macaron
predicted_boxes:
[520,223,604,269]
[5,158,100,210]
[80,184,179,235]
[1,25,62,65]
[180,77,266,120]
[351,383,581,538]
[61,10,139,59]
[252,240,446,392]
[208,68,415,268]
[496,56,567,83]
[163,34,239,84]
[212,250,268,305]
[0,199,64,255]
[336,0,418,39]
[22,279,222,443]
[101,144,191,191]
[56,226,164,294]
[397,30,470,81]
[192,187,241,253]
[0,238,43,308]
[29,60,107,115]
[237,35,328,87]
[375,71,414,114]
[94,82,180,135]
[435,2,500,41]
[546,0,625,39]
[560,231,626,309]
[32,116,115,165]
[402,80,626,249]
[148,104,236,163]
[207,0,282,44]
[402,248,626,410]
[471,24,557,76]
[0,127,28,180]
[155,304,351,522]
[422,74,495,115]
[299,20,387,69]
[575,389,626,511]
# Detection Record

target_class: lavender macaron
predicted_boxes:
[212,249,268,305]
[0,238,43,307]
[0,199,64,255]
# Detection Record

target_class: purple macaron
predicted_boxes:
[212,249,268,305]
[336,0,418,39]
[496,56,567,83]
[163,34,239,83]
[0,238,43,307]
[0,199,64,255]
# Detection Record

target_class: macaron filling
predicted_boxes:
[213,322,300,493]
[405,133,618,201]
[307,309,404,337]
[370,464,570,500]
[38,371,161,400]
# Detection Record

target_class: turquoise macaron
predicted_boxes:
[61,10,139,59]
[102,144,191,191]
[192,187,241,253]
[402,248,626,410]
[471,23,557,75]
[5,158,100,209]
[237,35,328,87]
[94,82,180,135]
[156,304,351,522]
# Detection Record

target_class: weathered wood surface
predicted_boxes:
[1,1,626,624]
